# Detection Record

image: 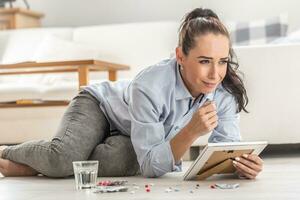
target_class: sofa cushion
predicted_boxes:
[73,21,179,79]
[0,28,75,85]
[0,28,74,64]
[0,79,110,102]
[29,34,104,83]
[227,14,288,46]
[271,28,300,44]
[0,106,67,144]
[32,34,102,62]
[0,82,78,102]
[0,32,9,62]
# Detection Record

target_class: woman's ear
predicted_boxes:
[176,47,184,66]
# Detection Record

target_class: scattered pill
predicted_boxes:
[215,183,240,189]
[165,188,172,193]
[133,186,140,190]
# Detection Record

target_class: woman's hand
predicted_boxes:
[233,154,264,179]
[170,101,217,162]
[186,101,218,137]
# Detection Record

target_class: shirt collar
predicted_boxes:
[175,62,193,100]
[201,91,215,103]
[175,61,215,101]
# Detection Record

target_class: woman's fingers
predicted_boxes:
[199,101,216,115]
[235,167,256,179]
[207,114,218,123]
[243,154,264,166]
[233,160,258,178]
[232,154,264,180]
[189,101,218,136]
[202,114,218,131]
[235,156,262,172]
[205,110,217,120]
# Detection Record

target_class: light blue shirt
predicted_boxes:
[85,58,241,178]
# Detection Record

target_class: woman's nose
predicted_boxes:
[208,64,218,79]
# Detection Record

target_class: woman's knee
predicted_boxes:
[89,135,140,177]
[40,142,85,178]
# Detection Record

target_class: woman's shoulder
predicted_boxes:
[214,84,238,114]
[214,84,232,98]
[131,58,177,93]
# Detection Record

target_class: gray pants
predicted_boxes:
[1,91,140,178]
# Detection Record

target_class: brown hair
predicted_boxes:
[178,8,249,113]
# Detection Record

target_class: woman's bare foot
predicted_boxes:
[0,158,38,177]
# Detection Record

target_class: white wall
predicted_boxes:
[14,0,300,32]
[15,0,202,26]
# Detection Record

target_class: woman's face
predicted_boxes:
[176,33,230,97]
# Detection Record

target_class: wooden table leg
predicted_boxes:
[108,70,117,81]
[78,66,90,90]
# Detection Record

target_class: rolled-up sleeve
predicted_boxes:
[208,94,242,143]
[129,83,180,177]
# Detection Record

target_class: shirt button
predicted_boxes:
[175,126,180,130]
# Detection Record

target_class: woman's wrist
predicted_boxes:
[170,127,198,162]
[179,126,201,148]
[183,124,202,141]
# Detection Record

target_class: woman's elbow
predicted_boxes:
[140,167,160,178]
[140,163,166,178]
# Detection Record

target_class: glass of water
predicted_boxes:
[73,161,99,190]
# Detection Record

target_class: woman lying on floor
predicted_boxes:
[0,8,263,179]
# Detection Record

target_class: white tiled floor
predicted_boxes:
[0,154,300,200]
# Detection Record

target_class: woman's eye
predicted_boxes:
[199,60,209,64]
[219,60,228,65]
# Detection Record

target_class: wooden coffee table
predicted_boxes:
[0,59,130,107]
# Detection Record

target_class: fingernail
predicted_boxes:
[233,160,237,165]
[235,157,240,161]
[212,102,216,108]
[205,101,212,105]
[243,154,248,158]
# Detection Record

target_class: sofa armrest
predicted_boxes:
[233,43,300,144]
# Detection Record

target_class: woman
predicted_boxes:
[0,8,263,179]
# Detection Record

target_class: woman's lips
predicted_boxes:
[203,81,217,88]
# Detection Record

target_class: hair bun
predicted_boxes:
[184,7,219,22]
